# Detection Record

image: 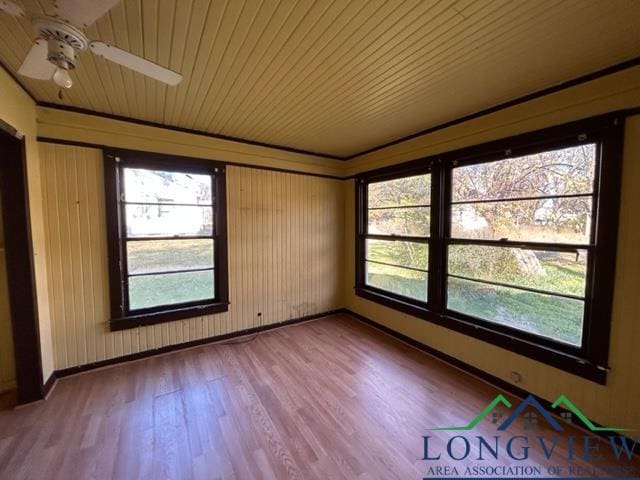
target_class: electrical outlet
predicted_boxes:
[510,371,523,384]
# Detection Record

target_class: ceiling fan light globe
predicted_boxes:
[53,67,73,89]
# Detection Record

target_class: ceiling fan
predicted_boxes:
[0,0,182,89]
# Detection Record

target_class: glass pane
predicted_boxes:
[368,173,431,208]
[366,261,427,302]
[128,270,214,310]
[447,276,584,346]
[368,207,430,237]
[127,239,214,274]
[123,167,213,205]
[448,245,587,297]
[366,239,428,270]
[125,204,213,237]
[450,197,592,244]
[452,144,596,202]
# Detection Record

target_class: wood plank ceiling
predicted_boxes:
[0,0,639,158]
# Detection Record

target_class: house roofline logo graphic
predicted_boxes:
[432,394,631,432]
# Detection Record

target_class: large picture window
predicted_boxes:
[447,144,595,347]
[105,150,228,330]
[355,114,624,383]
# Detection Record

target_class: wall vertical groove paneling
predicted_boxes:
[39,142,343,371]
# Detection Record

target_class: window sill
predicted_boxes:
[355,286,607,385]
[355,286,430,319]
[109,302,229,331]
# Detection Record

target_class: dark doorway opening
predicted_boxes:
[0,124,44,404]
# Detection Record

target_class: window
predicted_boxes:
[104,150,228,330]
[447,144,595,347]
[364,173,431,303]
[356,114,624,383]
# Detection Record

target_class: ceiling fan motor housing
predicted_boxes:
[47,38,75,69]
[31,16,89,70]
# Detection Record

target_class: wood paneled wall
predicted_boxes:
[39,143,343,370]
[36,107,343,177]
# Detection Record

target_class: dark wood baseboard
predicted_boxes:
[339,308,639,456]
[54,310,341,378]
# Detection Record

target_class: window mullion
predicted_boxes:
[428,161,446,313]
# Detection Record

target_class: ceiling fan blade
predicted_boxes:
[54,0,120,28]
[18,40,56,80]
[0,0,24,17]
[89,41,182,86]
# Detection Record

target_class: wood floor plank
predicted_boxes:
[0,314,638,479]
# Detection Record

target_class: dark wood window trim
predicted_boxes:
[104,149,229,331]
[355,112,625,384]
[357,165,433,312]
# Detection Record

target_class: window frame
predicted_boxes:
[104,149,229,331]
[358,165,433,309]
[355,113,625,384]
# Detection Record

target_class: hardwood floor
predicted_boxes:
[0,314,637,479]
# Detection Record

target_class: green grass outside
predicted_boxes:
[367,269,427,301]
[127,240,214,310]
[127,239,213,273]
[447,277,583,346]
[366,243,585,346]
